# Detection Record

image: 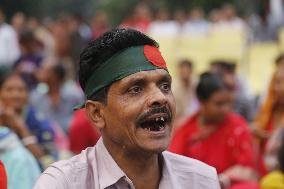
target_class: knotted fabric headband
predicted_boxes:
[74,45,167,110]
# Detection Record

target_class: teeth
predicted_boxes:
[155,117,165,122]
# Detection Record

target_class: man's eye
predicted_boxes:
[160,83,170,92]
[128,86,142,94]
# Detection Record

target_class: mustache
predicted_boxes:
[136,106,172,125]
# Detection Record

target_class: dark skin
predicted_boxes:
[0,106,44,159]
[253,69,284,139]
[199,90,256,187]
[0,75,44,159]
[86,69,176,189]
[36,60,63,108]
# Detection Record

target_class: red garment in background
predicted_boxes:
[69,109,100,154]
[169,112,256,173]
[0,161,7,189]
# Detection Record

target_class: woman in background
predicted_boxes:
[0,67,59,166]
[0,127,41,189]
[253,68,284,174]
[261,129,284,188]
[170,72,258,189]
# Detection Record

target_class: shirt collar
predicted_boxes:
[158,152,176,189]
[95,138,175,189]
[95,138,128,189]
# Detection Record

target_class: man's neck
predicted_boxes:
[104,140,162,189]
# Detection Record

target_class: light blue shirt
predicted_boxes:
[0,127,41,189]
[30,81,84,133]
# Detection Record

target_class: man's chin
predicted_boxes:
[140,141,169,154]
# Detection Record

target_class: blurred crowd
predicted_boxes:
[1,2,284,189]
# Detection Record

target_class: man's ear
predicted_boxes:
[85,100,106,130]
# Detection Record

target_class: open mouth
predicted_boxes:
[139,115,168,132]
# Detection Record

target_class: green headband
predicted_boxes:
[74,45,167,110]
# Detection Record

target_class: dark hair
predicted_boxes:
[179,59,192,69]
[210,60,236,74]
[52,63,66,82]
[78,28,158,103]
[278,136,284,172]
[19,30,36,45]
[0,66,13,88]
[275,54,284,65]
[0,66,27,89]
[196,72,228,101]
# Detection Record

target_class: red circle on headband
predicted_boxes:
[144,45,167,68]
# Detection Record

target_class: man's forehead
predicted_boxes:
[117,69,171,84]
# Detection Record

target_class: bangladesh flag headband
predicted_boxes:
[74,45,167,110]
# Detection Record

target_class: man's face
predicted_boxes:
[101,69,176,154]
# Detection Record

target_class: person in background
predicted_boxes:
[69,108,100,154]
[0,68,57,162]
[121,3,152,33]
[14,30,43,90]
[0,127,41,189]
[31,57,84,133]
[183,7,209,36]
[26,17,56,57]
[0,161,7,189]
[91,11,110,40]
[260,129,284,189]
[66,15,85,71]
[173,9,188,33]
[263,127,284,173]
[210,61,254,122]
[172,59,198,128]
[74,14,92,45]
[217,4,246,31]
[253,67,284,175]
[147,8,179,36]
[275,54,284,70]
[0,8,20,66]
[170,72,258,189]
[208,9,223,24]
[50,16,68,58]
[10,12,26,35]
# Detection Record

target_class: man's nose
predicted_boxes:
[146,85,168,107]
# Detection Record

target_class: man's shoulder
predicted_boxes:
[163,151,218,181]
[34,147,96,188]
[46,147,94,174]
